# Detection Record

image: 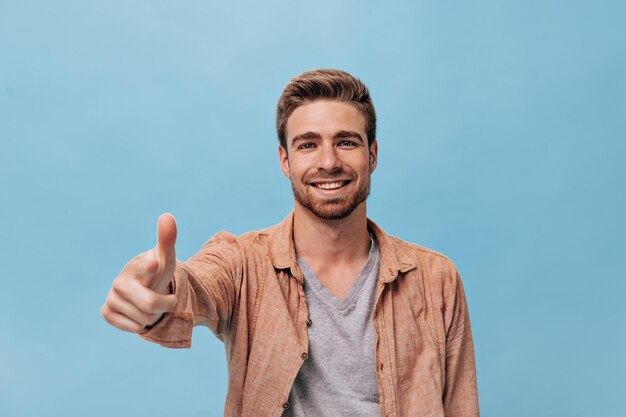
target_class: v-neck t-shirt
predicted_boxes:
[283,235,381,416]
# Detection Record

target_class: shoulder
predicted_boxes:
[391,236,458,275]
[238,224,276,247]
[373,225,462,293]
[192,213,293,268]
[385,236,467,317]
[197,221,280,255]
[371,218,459,277]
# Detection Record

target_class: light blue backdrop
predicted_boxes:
[1,1,624,416]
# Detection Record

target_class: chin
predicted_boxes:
[297,193,369,221]
[291,179,371,221]
[308,205,358,220]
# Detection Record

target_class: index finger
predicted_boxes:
[124,250,158,282]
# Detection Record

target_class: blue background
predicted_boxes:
[1,1,624,416]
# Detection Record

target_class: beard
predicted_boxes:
[291,169,371,220]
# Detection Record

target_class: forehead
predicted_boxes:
[285,100,366,142]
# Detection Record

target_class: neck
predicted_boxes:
[292,202,371,267]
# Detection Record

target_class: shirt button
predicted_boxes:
[282,402,290,409]
[306,318,312,326]
[301,352,308,360]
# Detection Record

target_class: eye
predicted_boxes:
[338,140,357,147]
[297,142,316,150]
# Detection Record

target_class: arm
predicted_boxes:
[101,214,241,348]
[139,231,243,347]
[442,271,480,417]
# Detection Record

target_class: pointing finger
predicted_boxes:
[125,251,159,282]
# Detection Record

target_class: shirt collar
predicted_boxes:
[366,217,419,283]
[267,212,419,284]
[267,211,298,272]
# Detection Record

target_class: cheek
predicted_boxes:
[353,158,371,175]
[289,158,313,179]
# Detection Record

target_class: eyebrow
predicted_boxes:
[291,131,322,143]
[291,130,364,144]
[334,130,364,142]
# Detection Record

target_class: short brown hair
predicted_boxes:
[276,69,376,149]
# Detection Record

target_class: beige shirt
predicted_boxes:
[140,212,480,417]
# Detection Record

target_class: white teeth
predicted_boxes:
[315,181,345,190]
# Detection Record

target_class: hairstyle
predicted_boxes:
[276,69,376,149]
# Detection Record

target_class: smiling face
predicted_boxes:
[279,100,378,220]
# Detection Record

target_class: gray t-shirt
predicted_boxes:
[283,236,381,417]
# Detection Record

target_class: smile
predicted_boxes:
[311,180,351,190]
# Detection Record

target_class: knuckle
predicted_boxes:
[141,294,158,312]
[106,291,119,307]
[111,277,125,293]
[127,251,151,270]
[103,312,119,328]
[101,305,111,322]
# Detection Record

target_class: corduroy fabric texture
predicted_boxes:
[140,212,480,417]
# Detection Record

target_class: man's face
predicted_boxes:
[279,100,378,220]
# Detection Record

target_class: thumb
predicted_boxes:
[157,213,177,259]
[155,213,177,290]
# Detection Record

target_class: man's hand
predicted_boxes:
[101,213,179,333]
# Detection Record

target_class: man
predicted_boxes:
[102,69,480,416]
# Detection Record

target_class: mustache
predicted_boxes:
[304,168,353,182]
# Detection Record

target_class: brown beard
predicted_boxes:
[290,170,371,220]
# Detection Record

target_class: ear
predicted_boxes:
[278,145,291,178]
[368,139,378,173]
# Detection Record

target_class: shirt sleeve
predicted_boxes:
[139,231,243,348]
[442,269,480,417]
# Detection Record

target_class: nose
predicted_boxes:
[317,143,342,172]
